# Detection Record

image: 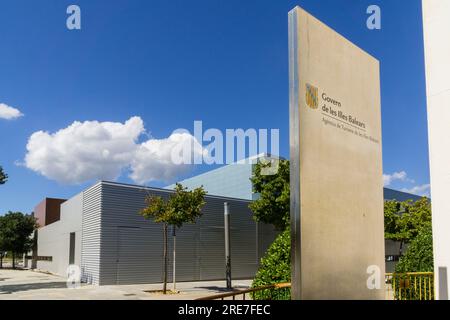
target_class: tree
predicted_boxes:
[248,159,432,299]
[0,226,5,268]
[249,160,290,230]
[393,224,434,300]
[0,215,9,268]
[249,161,291,299]
[0,166,8,185]
[384,198,432,256]
[140,183,206,294]
[395,224,433,273]
[0,212,37,269]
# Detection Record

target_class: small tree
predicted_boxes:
[394,224,434,300]
[0,222,5,268]
[0,166,8,185]
[395,224,433,273]
[0,212,37,269]
[249,160,290,230]
[140,183,206,294]
[384,198,432,256]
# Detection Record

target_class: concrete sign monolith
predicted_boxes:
[289,6,385,300]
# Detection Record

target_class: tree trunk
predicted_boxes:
[12,252,15,269]
[173,226,176,292]
[163,223,168,294]
[0,255,3,269]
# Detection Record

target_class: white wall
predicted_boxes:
[36,192,83,278]
[423,0,450,300]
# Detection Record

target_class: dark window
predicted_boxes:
[385,255,400,262]
[69,232,76,265]
[37,256,52,262]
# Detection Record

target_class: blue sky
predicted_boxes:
[0,0,429,214]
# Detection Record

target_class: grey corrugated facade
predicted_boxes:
[35,177,422,283]
[81,183,102,285]
[167,160,424,274]
[36,181,277,286]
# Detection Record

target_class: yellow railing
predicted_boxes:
[197,274,434,301]
[196,283,291,300]
[385,272,434,300]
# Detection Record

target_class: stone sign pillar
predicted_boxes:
[289,6,385,300]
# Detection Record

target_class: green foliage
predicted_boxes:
[385,199,433,300]
[384,198,432,256]
[140,183,207,228]
[0,212,37,268]
[403,198,432,239]
[395,224,434,273]
[249,160,290,230]
[251,229,291,300]
[248,160,433,300]
[0,166,7,185]
[392,225,434,300]
[384,200,403,241]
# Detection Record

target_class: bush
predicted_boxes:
[395,224,433,273]
[393,224,434,300]
[251,229,291,300]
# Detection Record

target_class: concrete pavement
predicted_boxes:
[0,268,252,300]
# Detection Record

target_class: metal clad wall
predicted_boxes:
[116,227,162,284]
[100,184,167,285]
[257,222,277,260]
[167,164,255,200]
[81,183,102,285]
[98,182,277,285]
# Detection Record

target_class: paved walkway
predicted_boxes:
[0,269,252,300]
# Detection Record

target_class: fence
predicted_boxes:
[197,273,434,300]
[385,272,434,300]
[196,283,291,300]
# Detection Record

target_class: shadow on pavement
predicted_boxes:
[0,282,68,294]
[195,285,249,293]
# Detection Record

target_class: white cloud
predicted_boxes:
[401,184,430,197]
[24,117,205,185]
[130,132,206,184]
[0,103,24,120]
[383,170,429,197]
[383,171,413,187]
[25,117,144,184]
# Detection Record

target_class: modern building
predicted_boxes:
[167,154,280,200]
[170,154,421,201]
[28,153,425,284]
[34,198,67,228]
[29,181,277,285]
[168,154,423,273]
[422,0,450,300]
